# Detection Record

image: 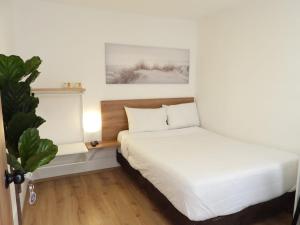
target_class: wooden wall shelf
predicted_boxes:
[32,88,86,94]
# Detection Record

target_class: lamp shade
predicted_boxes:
[83,111,101,133]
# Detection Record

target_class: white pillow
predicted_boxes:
[163,102,200,129]
[125,107,168,133]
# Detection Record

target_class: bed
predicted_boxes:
[101,97,298,225]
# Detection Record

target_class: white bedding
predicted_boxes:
[118,127,299,221]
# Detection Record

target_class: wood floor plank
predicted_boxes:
[23,168,292,225]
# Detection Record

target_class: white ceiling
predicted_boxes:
[45,0,244,20]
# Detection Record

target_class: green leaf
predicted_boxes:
[0,55,26,86]
[1,82,39,123]
[18,128,40,167]
[6,112,45,158]
[6,153,24,171]
[19,128,58,172]
[24,70,40,85]
[24,56,41,75]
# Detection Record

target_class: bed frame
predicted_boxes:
[117,151,294,225]
[101,97,294,225]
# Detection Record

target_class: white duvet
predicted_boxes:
[118,127,298,221]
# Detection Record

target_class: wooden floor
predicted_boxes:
[23,168,292,225]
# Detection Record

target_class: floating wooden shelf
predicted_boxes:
[32,87,86,94]
[85,140,120,151]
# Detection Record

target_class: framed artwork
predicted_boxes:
[105,43,190,84]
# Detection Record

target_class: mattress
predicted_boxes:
[117,127,299,221]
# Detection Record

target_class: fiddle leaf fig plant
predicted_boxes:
[19,128,57,172]
[0,54,58,173]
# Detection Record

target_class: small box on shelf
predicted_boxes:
[85,140,120,151]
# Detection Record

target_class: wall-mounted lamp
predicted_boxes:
[83,111,101,147]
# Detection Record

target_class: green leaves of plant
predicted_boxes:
[25,70,40,85]
[0,56,41,124]
[0,54,57,173]
[1,82,39,123]
[6,112,45,157]
[0,55,25,87]
[24,56,41,85]
[24,56,41,75]
[18,128,40,164]
[0,55,41,88]
[19,128,58,172]
[6,153,23,172]
[2,80,43,160]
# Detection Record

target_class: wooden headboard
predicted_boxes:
[101,97,194,141]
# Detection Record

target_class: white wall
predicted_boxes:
[11,0,198,142]
[197,0,300,153]
[36,94,84,144]
[0,0,13,54]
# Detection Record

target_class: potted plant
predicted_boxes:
[0,54,58,225]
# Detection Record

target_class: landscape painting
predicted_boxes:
[105,43,189,84]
